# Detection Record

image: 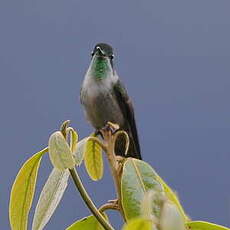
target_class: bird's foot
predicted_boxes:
[101,122,120,134]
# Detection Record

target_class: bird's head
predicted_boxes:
[91,43,114,59]
[89,43,115,79]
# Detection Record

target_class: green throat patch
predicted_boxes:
[91,57,110,80]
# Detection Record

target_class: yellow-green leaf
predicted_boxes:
[48,131,75,170]
[67,127,78,153]
[155,171,189,221]
[9,147,48,230]
[66,214,108,230]
[122,218,153,230]
[84,136,103,181]
[32,168,69,230]
[60,120,70,138]
[73,137,88,166]
[121,158,163,220]
[186,221,229,230]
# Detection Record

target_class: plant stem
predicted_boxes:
[103,130,126,220]
[99,202,120,213]
[69,168,115,230]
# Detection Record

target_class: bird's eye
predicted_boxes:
[91,51,94,56]
[110,54,114,59]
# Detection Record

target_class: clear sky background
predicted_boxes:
[1,0,230,229]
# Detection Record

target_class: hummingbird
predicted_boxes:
[80,43,142,159]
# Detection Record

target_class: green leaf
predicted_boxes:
[9,147,48,230]
[122,218,153,230]
[48,131,75,170]
[186,221,230,230]
[155,173,189,222]
[121,158,163,220]
[84,135,103,181]
[32,168,69,230]
[73,137,88,166]
[66,215,107,230]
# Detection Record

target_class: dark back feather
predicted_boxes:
[113,80,142,159]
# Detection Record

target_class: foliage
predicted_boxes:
[9,148,47,230]
[66,214,109,230]
[84,133,103,181]
[121,158,163,220]
[32,169,69,230]
[9,121,230,230]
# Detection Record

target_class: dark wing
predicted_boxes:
[113,80,142,159]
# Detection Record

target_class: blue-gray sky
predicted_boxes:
[1,0,230,229]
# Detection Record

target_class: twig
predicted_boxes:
[69,168,115,230]
[99,201,120,213]
[101,126,126,220]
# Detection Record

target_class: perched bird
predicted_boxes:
[80,43,141,159]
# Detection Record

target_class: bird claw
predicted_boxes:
[101,122,120,134]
